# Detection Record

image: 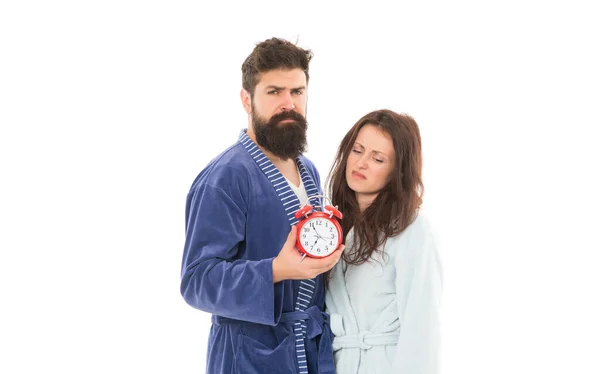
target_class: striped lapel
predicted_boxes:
[238,129,321,374]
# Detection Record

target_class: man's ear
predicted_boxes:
[240,89,252,115]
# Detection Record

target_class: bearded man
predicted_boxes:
[180,37,344,374]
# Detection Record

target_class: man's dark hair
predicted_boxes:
[242,37,313,96]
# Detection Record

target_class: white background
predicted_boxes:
[1,1,599,373]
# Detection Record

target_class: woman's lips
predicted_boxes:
[351,171,366,180]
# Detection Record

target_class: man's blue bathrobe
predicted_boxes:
[181,130,335,374]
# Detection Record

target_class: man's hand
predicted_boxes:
[272,225,345,283]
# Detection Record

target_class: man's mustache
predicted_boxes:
[268,110,306,124]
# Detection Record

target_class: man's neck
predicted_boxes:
[276,158,300,188]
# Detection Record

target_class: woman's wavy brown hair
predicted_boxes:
[326,109,424,266]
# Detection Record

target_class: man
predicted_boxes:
[180,37,344,374]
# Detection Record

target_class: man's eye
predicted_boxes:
[292,90,303,95]
[268,90,278,94]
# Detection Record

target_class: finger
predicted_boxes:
[314,245,344,264]
[328,245,345,266]
[330,245,345,260]
[287,225,297,242]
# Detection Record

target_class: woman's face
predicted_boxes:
[345,124,396,200]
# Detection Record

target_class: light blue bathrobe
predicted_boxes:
[326,214,443,374]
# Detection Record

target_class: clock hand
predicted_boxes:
[315,228,335,248]
[309,236,319,250]
[316,230,329,241]
[313,233,332,250]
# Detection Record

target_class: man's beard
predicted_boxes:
[251,105,308,160]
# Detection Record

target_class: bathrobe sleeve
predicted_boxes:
[392,217,443,373]
[180,167,284,326]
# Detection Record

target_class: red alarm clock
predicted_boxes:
[294,195,343,259]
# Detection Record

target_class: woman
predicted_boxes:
[325,109,442,373]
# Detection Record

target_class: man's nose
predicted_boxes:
[279,93,295,112]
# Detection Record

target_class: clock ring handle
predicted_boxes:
[300,194,331,209]
[300,195,342,219]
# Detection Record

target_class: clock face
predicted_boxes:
[298,216,340,256]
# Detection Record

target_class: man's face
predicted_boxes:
[247,68,308,160]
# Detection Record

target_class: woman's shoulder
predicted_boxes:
[393,211,434,239]
[406,212,435,238]
[386,211,437,258]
